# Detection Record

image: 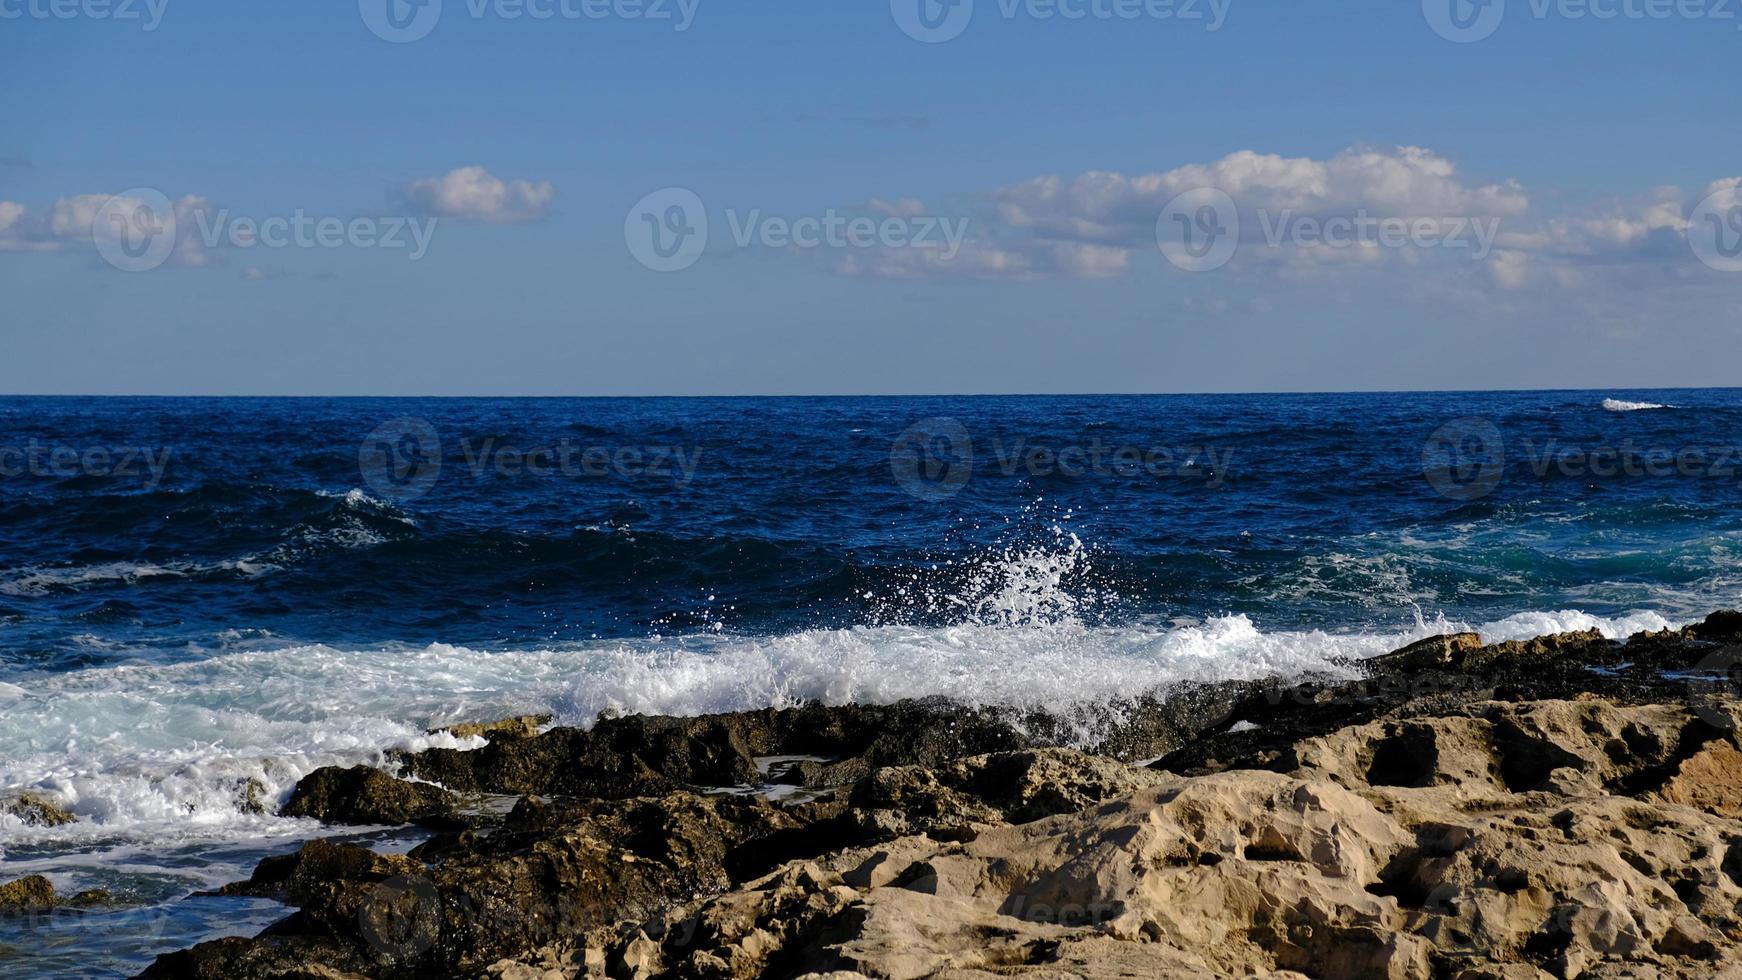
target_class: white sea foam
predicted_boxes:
[0,558,276,597]
[0,605,1683,857]
[1602,398,1673,412]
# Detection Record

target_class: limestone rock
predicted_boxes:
[1654,740,1742,814]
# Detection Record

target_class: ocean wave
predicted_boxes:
[0,559,275,598]
[0,606,1679,855]
[1602,398,1674,412]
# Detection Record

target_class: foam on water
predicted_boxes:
[0,605,1679,856]
[1602,398,1674,412]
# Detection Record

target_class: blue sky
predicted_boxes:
[3,0,1740,395]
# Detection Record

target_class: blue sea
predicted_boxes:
[2,390,1740,975]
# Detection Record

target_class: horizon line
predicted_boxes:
[0,385,1736,400]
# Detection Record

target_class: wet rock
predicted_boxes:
[435,714,551,741]
[1,791,76,827]
[0,875,56,914]
[281,765,461,828]
[135,935,378,979]
[68,888,113,907]
[1463,628,1609,672]
[137,611,1742,979]
[396,701,1036,800]
[1688,610,1742,643]
[211,837,423,903]
[236,777,270,816]
[1369,631,1486,672]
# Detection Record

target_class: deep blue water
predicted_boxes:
[2,391,1739,677]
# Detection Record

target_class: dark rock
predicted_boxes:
[396,700,1038,802]
[847,748,1167,840]
[211,837,422,902]
[1369,632,1486,672]
[1462,628,1608,671]
[136,935,378,979]
[406,828,480,864]
[68,888,112,907]
[281,765,461,827]
[1689,610,1742,643]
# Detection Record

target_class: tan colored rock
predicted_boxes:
[0,874,57,913]
[1656,740,1742,814]
[439,714,552,741]
[2,791,76,827]
[591,698,1742,979]
[1371,632,1486,671]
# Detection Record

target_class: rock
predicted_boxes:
[1655,740,1742,814]
[280,765,461,827]
[1463,628,1609,671]
[133,612,1742,978]
[586,695,1742,978]
[435,714,551,741]
[396,701,1039,799]
[0,875,56,914]
[211,837,423,902]
[1,792,76,827]
[236,777,270,816]
[1369,632,1486,672]
[1688,610,1742,643]
[68,888,112,907]
[847,747,1169,840]
[136,935,378,979]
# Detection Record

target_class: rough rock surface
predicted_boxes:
[280,765,463,828]
[0,874,58,914]
[437,714,552,742]
[136,611,1742,979]
[1,791,76,827]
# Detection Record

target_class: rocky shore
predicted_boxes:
[35,611,1742,977]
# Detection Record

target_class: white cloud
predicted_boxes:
[0,192,215,266]
[841,145,1533,281]
[867,197,928,218]
[403,166,555,224]
[992,145,1528,249]
[836,146,1741,296]
[834,240,1041,280]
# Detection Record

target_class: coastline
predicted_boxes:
[9,609,1736,977]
